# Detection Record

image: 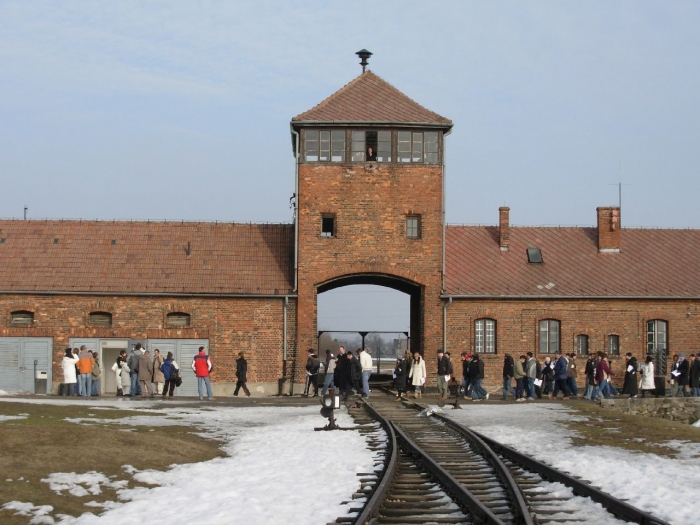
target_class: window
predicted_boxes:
[576,334,589,355]
[304,130,345,162]
[351,131,391,162]
[539,319,560,354]
[89,312,112,327]
[607,335,620,356]
[397,131,439,163]
[475,319,496,353]
[321,215,336,238]
[406,215,421,239]
[167,312,191,327]
[11,310,34,325]
[646,320,667,355]
[527,248,543,263]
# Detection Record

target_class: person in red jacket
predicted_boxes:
[591,351,614,401]
[191,346,214,401]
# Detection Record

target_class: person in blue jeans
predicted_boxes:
[591,352,614,400]
[192,346,214,400]
[357,348,373,398]
[501,354,516,400]
[128,346,142,397]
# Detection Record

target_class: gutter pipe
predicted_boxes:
[291,127,300,293]
[440,294,700,300]
[441,128,452,292]
[443,295,452,352]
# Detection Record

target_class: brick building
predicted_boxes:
[0,64,698,395]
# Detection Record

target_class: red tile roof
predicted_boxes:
[0,221,294,295]
[445,225,700,297]
[292,71,452,126]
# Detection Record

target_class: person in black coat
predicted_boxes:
[334,346,347,392]
[622,353,639,398]
[690,352,700,396]
[233,352,251,397]
[303,349,320,397]
[343,352,362,401]
[675,352,690,397]
[393,357,408,401]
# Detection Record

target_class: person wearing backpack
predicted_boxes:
[160,352,179,399]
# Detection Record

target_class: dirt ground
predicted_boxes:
[563,399,700,457]
[0,401,225,524]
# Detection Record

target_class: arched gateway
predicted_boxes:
[290,64,453,371]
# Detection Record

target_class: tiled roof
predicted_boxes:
[0,221,294,295]
[292,71,452,126]
[445,225,700,297]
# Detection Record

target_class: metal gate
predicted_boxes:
[149,339,208,397]
[0,337,53,393]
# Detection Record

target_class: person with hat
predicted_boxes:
[303,349,320,397]
[436,349,452,399]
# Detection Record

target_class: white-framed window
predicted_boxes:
[646,319,667,355]
[607,334,620,356]
[475,318,496,353]
[539,319,560,354]
[576,334,589,355]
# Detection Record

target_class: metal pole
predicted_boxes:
[33,359,38,393]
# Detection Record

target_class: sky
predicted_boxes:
[1,1,699,331]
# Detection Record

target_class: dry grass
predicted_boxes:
[0,401,225,524]
[565,399,700,457]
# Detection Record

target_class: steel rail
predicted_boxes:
[471,429,672,525]
[389,420,505,525]
[353,401,399,525]
[429,411,534,525]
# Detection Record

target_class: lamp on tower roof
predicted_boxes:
[356,49,372,73]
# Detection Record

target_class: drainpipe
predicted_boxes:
[443,295,452,352]
[283,296,288,360]
[291,127,300,293]
[441,128,452,292]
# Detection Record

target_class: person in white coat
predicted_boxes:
[408,351,427,398]
[61,348,79,396]
[112,350,129,396]
[639,356,656,398]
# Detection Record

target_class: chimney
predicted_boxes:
[499,207,510,251]
[597,206,621,252]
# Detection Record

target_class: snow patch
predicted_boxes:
[41,472,128,497]
[0,413,28,422]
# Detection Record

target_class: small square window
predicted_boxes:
[406,215,421,239]
[321,215,335,238]
[527,247,543,263]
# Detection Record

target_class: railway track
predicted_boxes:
[332,391,670,525]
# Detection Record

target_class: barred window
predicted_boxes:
[11,310,34,325]
[89,312,112,326]
[475,318,496,353]
[167,312,191,327]
[539,319,560,354]
[607,334,620,356]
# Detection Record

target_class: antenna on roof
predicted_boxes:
[356,49,372,73]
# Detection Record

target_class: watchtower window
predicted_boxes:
[304,130,345,162]
[351,131,391,162]
[398,131,439,164]
[321,215,336,238]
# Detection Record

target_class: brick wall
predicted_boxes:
[0,295,295,385]
[446,298,699,390]
[296,162,445,379]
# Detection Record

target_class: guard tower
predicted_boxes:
[290,51,453,365]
